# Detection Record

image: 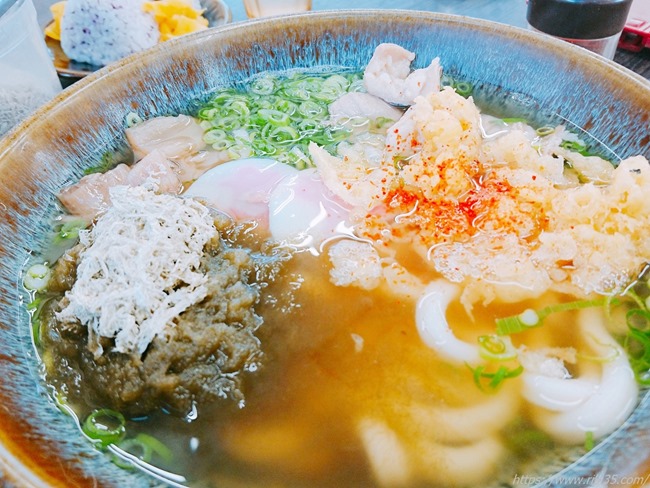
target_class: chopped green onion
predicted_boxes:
[196,71,362,169]
[285,146,311,170]
[125,112,143,128]
[626,307,650,331]
[453,81,473,97]
[215,114,245,132]
[262,124,300,145]
[251,134,279,156]
[82,409,126,449]
[623,325,650,385]
[348,78,365,93]
[584,431,595,452]
[440,73,454,88]
[226,97,250,112]
[323,74,350,91]
[502,117,527,124]
[275,99,298,116]
[609,266,650,384]
[298,100,323,118]
[198,107,220,120]
[54,219,86,244]
[467,363,523,393]
[23,264,51,292]
[113,433,173,468]
[496,298,608,335]
[83,151,118,176]
[369,116,396,133]
[560,139,594,157]
[536,126,555,136]
[281,84,311,102]
[477,335,517,361]
[26,297,42,312]
[495,311,538,336]
[203,128,228,145]
[257,109,291,126]
[519,309,540,326]
[250,76,277,95]
[32,319,42,348]
[27,296,53,347]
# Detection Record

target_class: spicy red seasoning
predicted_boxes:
[359,162,550,251]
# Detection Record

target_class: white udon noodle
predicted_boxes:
[358,418,505,487]
[409,281,638,473]
[525,308,638,444]
[356,275,520,486]
[358,273,638,487]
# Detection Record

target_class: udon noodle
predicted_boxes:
[24,42,650,487]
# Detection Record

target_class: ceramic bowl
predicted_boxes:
[1,10,650,487]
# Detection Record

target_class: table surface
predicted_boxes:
[34,0,650,82]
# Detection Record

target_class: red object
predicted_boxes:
[619,0,650,52]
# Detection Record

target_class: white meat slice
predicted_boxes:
[126,114,207,161]
[58,164,131,221]
[328,92,403,123]
[126,149,183,193]
[57,150,183,221]
[363,43,441,106]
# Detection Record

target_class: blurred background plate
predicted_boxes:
[44,0,231,80]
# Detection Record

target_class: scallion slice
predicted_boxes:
[23,264,51,292]
[560,139,596,157]
[113,433,173,469]
[53,219,86,244]
[584,431,595,452]
[477,335,517,361]
[535,126,555,136]
[196,71,361,169]
[453,81,473,97]
[501,117,527,124]
[82,409,127,448]
[467,363,523,393]
[496,298,609,335]
[125,112,143,128]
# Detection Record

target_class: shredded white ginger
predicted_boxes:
[57,185,217,356]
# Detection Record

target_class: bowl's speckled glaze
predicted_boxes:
[1,10,650,488]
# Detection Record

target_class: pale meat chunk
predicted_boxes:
[57,150,182,221]
[363,43,441,106]
[126,114,230,183]
[125,114,207,161]
[57,164,131,221]
[127,149,183,192]
[328,92,403,123]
